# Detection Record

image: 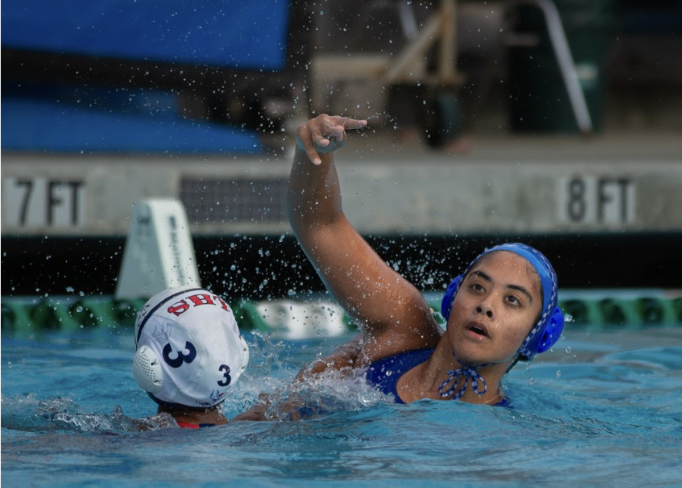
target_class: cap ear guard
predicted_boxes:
[132,345,164,394]
[440,275,463,321]
[534,306,565,355]
[239,335,250,373]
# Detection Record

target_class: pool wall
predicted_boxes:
[3,291,681,338]
[3,138,681,295]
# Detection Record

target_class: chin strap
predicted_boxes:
[438,362,488,400]
[438,352,519,401]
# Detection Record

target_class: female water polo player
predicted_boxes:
[235,114,563,419]
[132,286,250,428]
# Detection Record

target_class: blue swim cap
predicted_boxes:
[440,243,564,361]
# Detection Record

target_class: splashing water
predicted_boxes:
[2,326,682,488]
[2,329,389,433]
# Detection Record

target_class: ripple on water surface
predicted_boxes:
[2,327,682,488]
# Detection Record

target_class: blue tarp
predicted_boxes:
[1,95,262,153]
[1,0,290,70]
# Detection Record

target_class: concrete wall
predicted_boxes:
[3,146,681,237]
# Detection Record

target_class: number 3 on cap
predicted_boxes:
[162,341,197,368]
[217,365,231,387]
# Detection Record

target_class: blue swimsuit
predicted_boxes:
[366,349,434,404]
[366,348,511,407]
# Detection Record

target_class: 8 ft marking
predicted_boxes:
[559,176,635,226]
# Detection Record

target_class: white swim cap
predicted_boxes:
[132,286,249,408]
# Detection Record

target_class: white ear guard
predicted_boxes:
[133,345,164,394]
[239,335,250,373]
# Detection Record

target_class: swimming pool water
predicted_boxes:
[2,325,682,488]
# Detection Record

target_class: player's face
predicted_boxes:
[447,251,542,364]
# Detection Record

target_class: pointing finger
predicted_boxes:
[328,116,367,131]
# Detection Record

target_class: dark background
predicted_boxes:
[3,232,680,298]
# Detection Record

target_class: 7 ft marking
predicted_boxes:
[3,177,85,228]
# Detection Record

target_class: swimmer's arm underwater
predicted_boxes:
[231,334,364,422]
[292,333,364,382]
[130,412,179,431]
[288,115,441,358]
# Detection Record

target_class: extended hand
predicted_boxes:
[296,114,367,165]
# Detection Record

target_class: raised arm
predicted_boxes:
[287,115,441,355]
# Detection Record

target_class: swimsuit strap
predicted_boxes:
[176,421,216,429]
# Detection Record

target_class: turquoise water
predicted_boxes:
[2,324,682,488]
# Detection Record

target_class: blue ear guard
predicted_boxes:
[440,274,462,322]
[440,244,565,361]
[530,306,564,355]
